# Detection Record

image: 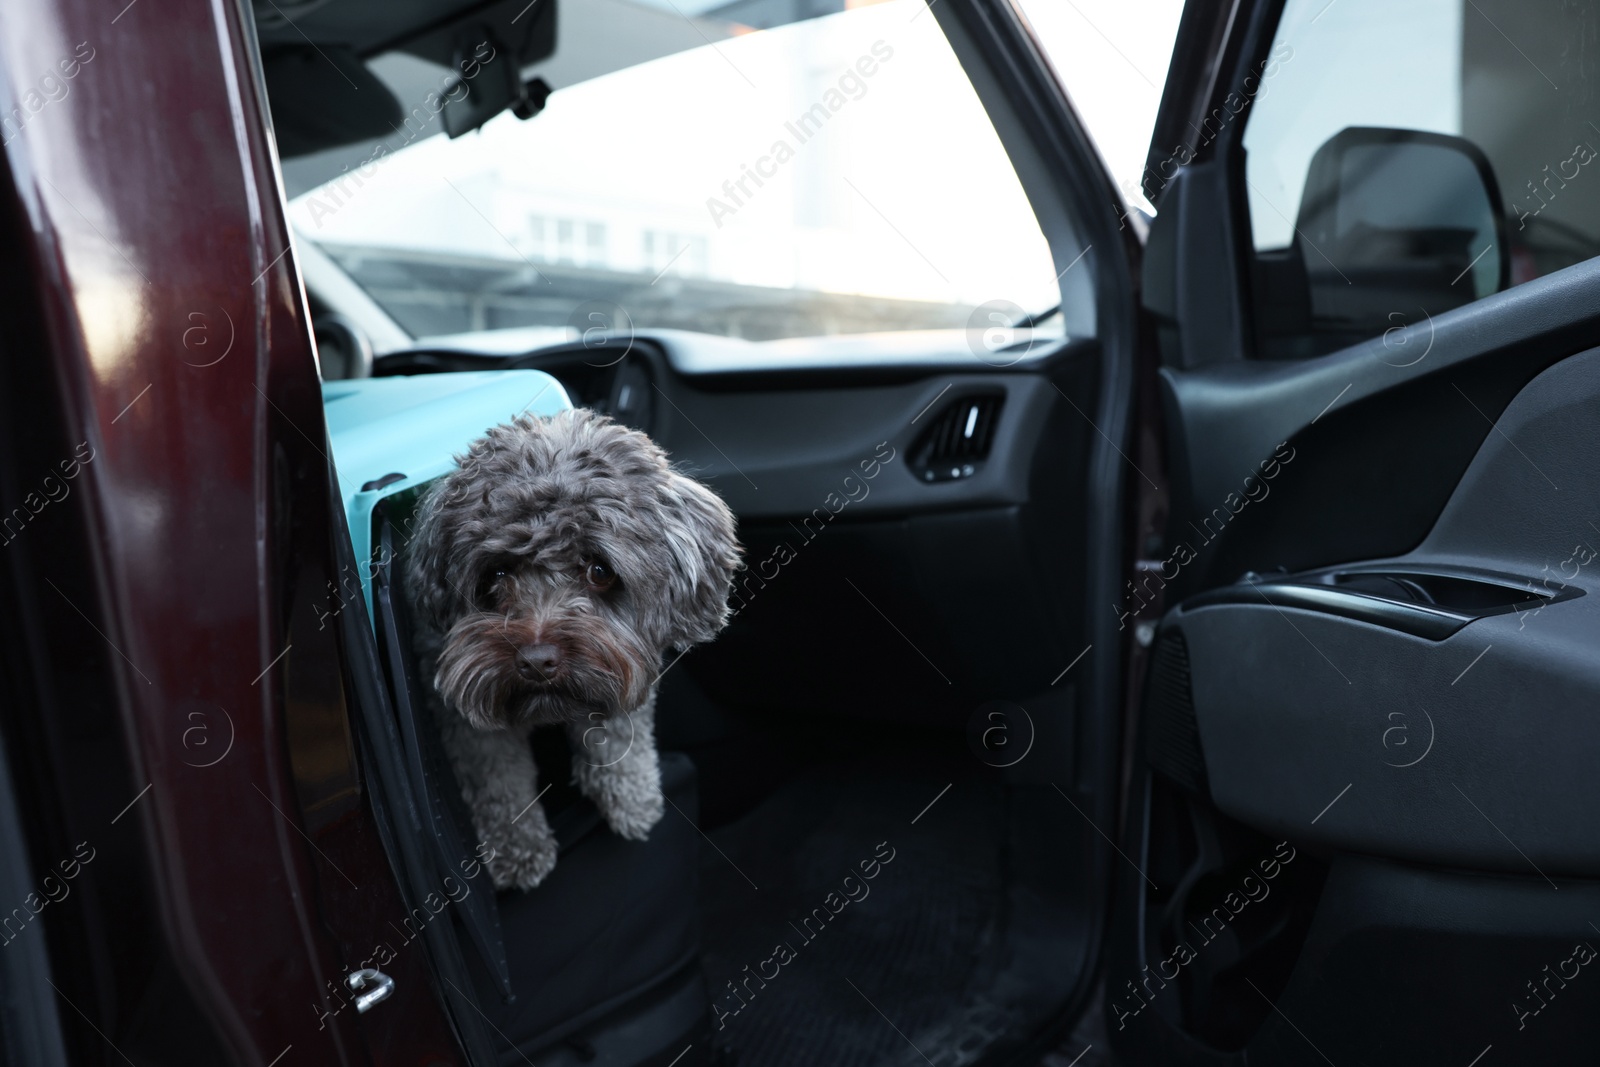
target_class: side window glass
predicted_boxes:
[1242,0,1600,358]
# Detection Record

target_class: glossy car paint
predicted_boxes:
[0,0,464,1062]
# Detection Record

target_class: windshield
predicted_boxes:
[286,1,1061,345]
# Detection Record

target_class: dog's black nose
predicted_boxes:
[516,643,562,681]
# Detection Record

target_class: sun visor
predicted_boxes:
[261,45,403,157]
[255,0,558,157]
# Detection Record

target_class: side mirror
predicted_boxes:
[1294,127,1508,330]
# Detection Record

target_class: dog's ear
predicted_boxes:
[405,475,471,630]
[654,470,741,648]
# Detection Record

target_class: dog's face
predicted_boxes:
[408,409,740,731]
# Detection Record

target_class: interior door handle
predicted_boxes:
[1184,581,1472,639]
[1181,565,1576,640]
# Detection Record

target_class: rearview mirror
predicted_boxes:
[441,30,553,138]
[1294,127,1508,331]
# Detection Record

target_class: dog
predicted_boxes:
[407,409,740,890]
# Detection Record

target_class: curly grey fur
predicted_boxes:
[407,409,739,890]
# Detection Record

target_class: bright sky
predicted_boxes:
[1016,0,1187,212]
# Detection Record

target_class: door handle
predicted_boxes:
[1182,565,1576,640]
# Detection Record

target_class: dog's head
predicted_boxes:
[407,409,740,731]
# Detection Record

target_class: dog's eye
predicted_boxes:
[477,568,508,603]
[585,561,617,591]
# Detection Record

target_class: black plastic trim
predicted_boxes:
[327,471,500,1062]
[1183,564,1576,640]
[370,505,514,1000]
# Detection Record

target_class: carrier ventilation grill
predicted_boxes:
[911,394,1003,482]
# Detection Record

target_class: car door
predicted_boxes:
[0,2,477,1063]
[1106,0,1600,1063]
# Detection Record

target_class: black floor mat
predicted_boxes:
[698,766,1027,1067]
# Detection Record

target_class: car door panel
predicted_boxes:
[1109,0,1600,1061]
[1166,344,1600,876]
[1157,256,1600,596]
[637,338,1098,737]
[645,350,1080,522]
[1118,317,1600,1065]
[1249,857,1600,1065]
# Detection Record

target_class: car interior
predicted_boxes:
[266,1,1118,1065]
[248,0,1600,1064]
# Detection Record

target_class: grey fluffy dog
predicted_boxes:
[407,409,739,890]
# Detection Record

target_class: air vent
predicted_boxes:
[910,394,1003,482]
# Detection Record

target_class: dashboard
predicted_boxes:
[364,328,1086,521]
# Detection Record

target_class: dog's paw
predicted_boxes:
[486,830,558,891]
[569,708,665,841]
[600,787,663,841]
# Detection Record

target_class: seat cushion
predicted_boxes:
[477,750,704,1055]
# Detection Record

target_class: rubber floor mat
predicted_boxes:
[698,768,1018,1067]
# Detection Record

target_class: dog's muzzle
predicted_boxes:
[434,612,652,731]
